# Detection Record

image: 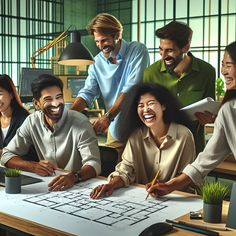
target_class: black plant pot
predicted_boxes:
[203,202,222,223]
[5,176,21,194]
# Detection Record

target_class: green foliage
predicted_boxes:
[216,77,225,97]
[201,181,229,204]
[4,168,21,177]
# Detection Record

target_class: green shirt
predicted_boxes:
[143,53,216,154]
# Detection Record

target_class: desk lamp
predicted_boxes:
[58,31,94,66]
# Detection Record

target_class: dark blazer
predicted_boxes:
[0,107,38,161]
[0,107,28,148]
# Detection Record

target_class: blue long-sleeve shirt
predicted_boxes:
[78,39,150,139]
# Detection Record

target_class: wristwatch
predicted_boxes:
[73,171,82,183]
[105,111,114,121]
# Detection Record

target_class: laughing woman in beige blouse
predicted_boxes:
[90,83,195,199]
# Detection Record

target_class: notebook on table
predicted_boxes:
[0,166,42,186]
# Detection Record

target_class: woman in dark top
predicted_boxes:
[0,75,38,236]
[0,74,29,154]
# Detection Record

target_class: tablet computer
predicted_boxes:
[0,166,42,186]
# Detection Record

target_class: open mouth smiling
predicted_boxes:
[143,114,155,122]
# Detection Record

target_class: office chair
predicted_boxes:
[99,146,118,177]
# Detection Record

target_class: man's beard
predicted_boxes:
[102,38,120,58]
[164,53,183,73]
[103,45,115,58]
[42,103,64,123]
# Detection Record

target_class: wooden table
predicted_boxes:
[0,187,235,236]
[170,198,234,235]
[0,212,73,236]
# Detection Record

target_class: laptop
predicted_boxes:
[0,166,42,186]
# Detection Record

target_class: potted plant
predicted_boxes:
[201,181,229,223]
[216,77,225,101]
[4,168,22,194]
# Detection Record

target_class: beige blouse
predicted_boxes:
[109,123,195,186]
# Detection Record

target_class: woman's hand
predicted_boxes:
[145,174,193,198]
[146,182,173,198]
[90,183,115,199]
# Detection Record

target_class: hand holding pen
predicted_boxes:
[145,170,160,200]
[32,160,57,176]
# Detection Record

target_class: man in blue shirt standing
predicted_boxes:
[71,13,149,154]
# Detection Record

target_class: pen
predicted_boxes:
[145,169,160,200]
[178,220,229,231]
[196,123,201,134]
[166,219,219,236]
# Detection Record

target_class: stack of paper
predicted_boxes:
[180,97,221,120]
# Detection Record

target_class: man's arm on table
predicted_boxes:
[48,164,97,191]
[5,156,57,176]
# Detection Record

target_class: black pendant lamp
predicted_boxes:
[58,31,94,66]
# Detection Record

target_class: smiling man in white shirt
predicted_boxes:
[1,74,101,191]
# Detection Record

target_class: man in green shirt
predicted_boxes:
[144,21,216,154]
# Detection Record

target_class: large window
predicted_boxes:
[131,0,236,77]
[97,0,132,41]
[2,0,236,84]
[0,0,64,85]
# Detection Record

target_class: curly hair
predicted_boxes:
[116,83,192,142]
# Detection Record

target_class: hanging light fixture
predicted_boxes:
[58,31,94,66]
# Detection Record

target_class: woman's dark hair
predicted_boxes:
[31,74,63,100]
[221,41,236,105]
[117,83,192,142]
[0,74,26,111]
[225,41,236,63]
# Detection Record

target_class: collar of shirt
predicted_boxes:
[40,108,68,131]
[174,53,192,76]
[142,123,178,147]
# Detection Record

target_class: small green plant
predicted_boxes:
[216,77,225,98]
[4,168,21,177]
[201,181,229,205]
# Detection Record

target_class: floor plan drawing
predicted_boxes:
[0,178,203,236]
[23,182,169,229]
